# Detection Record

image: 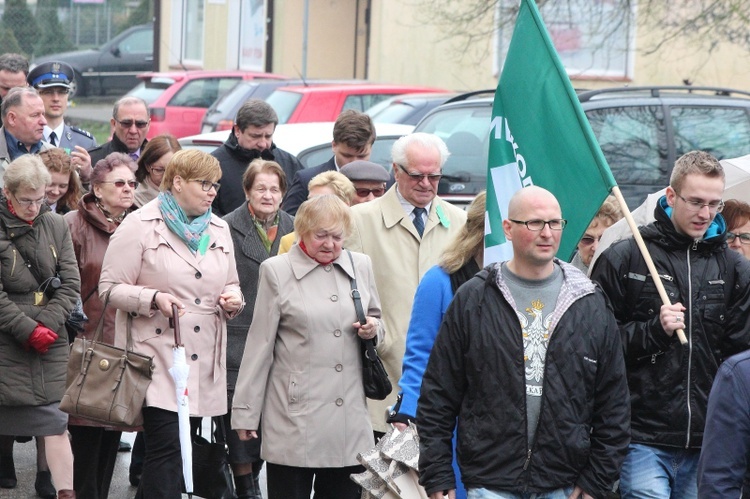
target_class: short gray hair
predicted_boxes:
[1,87,39,120]
[235,99,278,131]
[4,155,51,193]
[0,53,29,75]
[112,96,148,119]
[391,133,450,169]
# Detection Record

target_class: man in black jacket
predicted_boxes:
[591,150,750,499]
[418,186,630,499]
[281,109,375,215]
[88,96,150,167]
[211,99,302,216]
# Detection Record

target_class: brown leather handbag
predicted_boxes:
[59,287,154,426]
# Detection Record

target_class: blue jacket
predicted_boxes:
[698,349,750,498]
[395,265,466,499]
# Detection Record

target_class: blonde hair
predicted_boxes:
[4,155,51,192]
[670,150,724,193]
[162,149,221,192]
[307,171,355,205]
[593,195,622,226]
[294,195,353,241]
[440,191,486,273]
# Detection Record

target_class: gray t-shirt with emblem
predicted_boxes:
[502,262,564,446]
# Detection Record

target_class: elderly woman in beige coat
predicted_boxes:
[99,149,243,499]
[233,195,382,499]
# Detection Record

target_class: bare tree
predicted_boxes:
[415,0,750,64]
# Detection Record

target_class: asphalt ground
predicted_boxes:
[0,423,269,498]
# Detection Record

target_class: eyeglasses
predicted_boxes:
[13,194,47,207]
[727,232,750,245]
[396,164,442,182]
[509,219,567,231]
[39,88,69,96]
[190,179,221,192]
[579,235,602,246]
[355,187,386,198]
[101,180,138,189]
[675,193,724,213]
[115,119,150,129]
[149,167,166,175]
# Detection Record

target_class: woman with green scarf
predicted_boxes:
[220,158,294,498]
[99,149,243,499]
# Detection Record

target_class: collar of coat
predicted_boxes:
[222,131,277,163]
[361,185,447,239]
[490,258,596,334]
[286,243,356,282]
[642,194,727,255]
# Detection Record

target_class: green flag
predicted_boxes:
[485,0,617,264]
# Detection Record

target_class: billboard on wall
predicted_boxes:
[239,0,266,71]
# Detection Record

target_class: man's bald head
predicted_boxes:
[507,186,561,220]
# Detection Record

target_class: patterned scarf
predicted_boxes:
[247,203,279,253]
[158,191,212,254]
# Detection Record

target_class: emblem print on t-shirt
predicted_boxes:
[517,298,551,395]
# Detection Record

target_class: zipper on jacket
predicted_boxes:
[10,249,16,276]
[635,351,664,364]
[49,245,57,263]
[522,448,532,470]
[685,247,693,449]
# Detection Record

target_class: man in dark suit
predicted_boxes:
[282,109,376,215]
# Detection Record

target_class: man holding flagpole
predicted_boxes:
[591,151,750,498]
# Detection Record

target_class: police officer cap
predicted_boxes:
[339,161,391,182]
[27,62,74,90]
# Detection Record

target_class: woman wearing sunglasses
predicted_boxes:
[134,134,182,208]
[571,195,623,274]
[63,152,138,498]
[99,149,243,498]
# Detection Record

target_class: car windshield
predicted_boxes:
[128,80,172,105]
[265,90,303,124]
[208,82,259,116]
[417,106,491,178]
[370,101,419,124]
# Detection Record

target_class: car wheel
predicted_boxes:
[69,71,85,98]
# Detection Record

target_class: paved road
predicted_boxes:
[0,425,269,498]
[66,97,117,124]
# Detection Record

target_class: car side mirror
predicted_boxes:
[110,46,121,57]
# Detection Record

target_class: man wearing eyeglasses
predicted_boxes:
[339,160,390,205]
[282,109,377,215]
[348,132,466,437]
[88,96,150,169]
[591,150,750,499]
[27,62,95,186]
[418,186,629,499]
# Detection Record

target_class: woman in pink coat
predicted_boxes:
[99,149,243,499]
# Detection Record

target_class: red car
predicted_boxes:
[127,70,288,139]
[264,84,448,124]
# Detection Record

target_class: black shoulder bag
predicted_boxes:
[347,250,392,400]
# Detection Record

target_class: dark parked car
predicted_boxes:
[31,23,154,97]
[366,92,459,125]
[414,86,750,208]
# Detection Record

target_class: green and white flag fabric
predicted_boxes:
[485,0,617,264]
